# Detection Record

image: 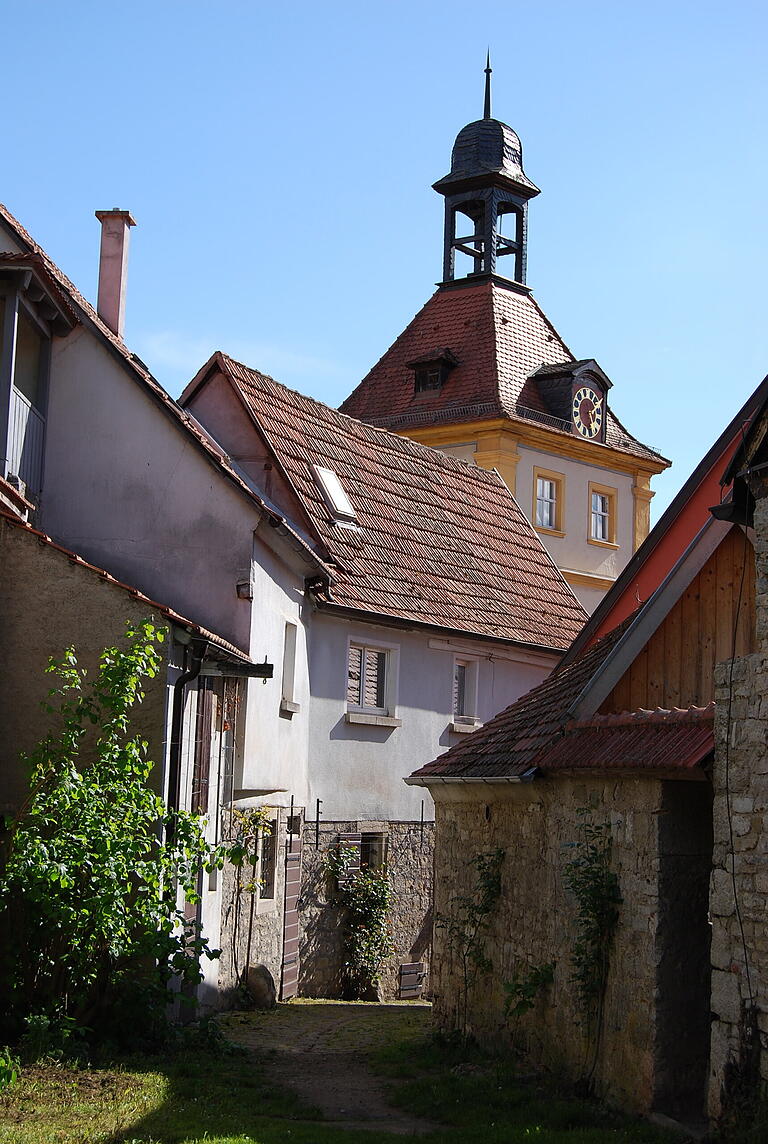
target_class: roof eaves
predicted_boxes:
[0,506,252,662]
[312,598,572,655]
[563,372,768,665]
[566,516,733,722]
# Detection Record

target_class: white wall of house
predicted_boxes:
[40,327,260,650]
[306,611,556,822]
[238,534,311,809]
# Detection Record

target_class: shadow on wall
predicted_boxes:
[328,716,397,743]
[297,833,347,999]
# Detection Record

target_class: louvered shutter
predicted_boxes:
[347,645,362,705]
[192,678,214,813]
[453,662,466,717]
[364,649,386,710]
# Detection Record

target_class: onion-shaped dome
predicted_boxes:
[434,117,539,195]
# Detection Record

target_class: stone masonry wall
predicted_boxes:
[298,819,434,1000]
[709,498,768,1118]
[432,779,668,1114]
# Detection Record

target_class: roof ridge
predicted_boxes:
[569,701,716,730]
[219,351,512,487]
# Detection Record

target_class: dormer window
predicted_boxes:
[407,348,458,395]
[312,464,357,523]
[415,365,445,392]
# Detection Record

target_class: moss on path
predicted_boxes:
[221,999,434,1135]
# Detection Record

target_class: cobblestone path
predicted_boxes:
[221,999,435,1136]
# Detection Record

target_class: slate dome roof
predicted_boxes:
[435,117,539,194]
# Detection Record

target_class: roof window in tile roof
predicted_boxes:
[312,464,357,524]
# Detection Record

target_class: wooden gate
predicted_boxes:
[279,822,303,1000]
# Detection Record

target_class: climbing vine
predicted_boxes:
[503,962,555,1022]
[435,848,504,1039]
[225,806,274,993]
[326,845,393,996]
[563,808,622,1086]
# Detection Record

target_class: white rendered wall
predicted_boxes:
[40,326,260,650]
[238,536,311,810]
[306,612,556,823]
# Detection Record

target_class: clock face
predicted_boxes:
[572,386,604,440]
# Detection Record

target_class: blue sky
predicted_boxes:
[3,0,767,518]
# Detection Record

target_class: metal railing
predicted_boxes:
[7,386,44,498]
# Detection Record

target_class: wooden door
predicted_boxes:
[279,824,303,1000]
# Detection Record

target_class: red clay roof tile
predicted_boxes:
[408,618,634,779]
[216,353,588,650]
[340,281,665,464]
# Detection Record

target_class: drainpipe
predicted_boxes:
[166,637,208,831]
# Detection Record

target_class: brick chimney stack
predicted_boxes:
[95,208,136,339]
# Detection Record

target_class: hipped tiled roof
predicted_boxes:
[215,353,587,649]
[409,619,632,779]
[340,281,666,465]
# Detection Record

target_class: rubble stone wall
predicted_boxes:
[431,777,710,1115]
[298,819,434,1000]
[709,495,768,1117]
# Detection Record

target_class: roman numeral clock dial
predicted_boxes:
[572,386,603,440]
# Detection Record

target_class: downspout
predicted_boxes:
[167,637,208,829]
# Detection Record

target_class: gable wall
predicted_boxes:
[184,372,312,533]
[600,526,756,714]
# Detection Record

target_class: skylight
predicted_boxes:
[312,465,357,523]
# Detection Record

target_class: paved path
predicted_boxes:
[221,999,435,1136]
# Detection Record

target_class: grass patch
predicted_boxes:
[371,1033,677,1144]
[0,1049,376,1144]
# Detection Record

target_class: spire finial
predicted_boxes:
[484,50,492,119]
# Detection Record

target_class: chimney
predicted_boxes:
[95,208,136,338]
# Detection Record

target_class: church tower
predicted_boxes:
[341,62,669,613]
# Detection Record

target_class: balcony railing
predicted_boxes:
[7,386,45,499]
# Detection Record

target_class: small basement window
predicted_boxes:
[312,464,357,523]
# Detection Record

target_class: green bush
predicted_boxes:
[0,620,223,1049]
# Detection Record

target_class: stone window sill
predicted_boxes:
[451,719,482,734]
[346,711,402,729]
[587,537,619,550]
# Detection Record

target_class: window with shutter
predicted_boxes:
[192,678,215,814]
[347,644,389,713]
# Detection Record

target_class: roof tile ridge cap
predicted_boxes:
[606,406,671,465]
[340,289,445,408]
[221,351,513,486]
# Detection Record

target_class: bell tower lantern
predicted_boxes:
[433,57,540,286]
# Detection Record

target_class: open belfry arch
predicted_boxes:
[341,59,670,613]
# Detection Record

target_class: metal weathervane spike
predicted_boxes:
[484,50,492,119]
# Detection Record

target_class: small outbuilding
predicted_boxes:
[408,380,766,1122]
